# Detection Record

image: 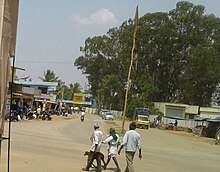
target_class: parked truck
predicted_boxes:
[206,118,220,144]
[133,108,151,129]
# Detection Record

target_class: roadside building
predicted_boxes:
[73,93,93,110]
[12,83,35,110]
[154,102,199,119]
[154,102,199,128]
[13,81,58,110]
[199,107,220,119]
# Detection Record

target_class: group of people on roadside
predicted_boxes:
[82,121,142,172]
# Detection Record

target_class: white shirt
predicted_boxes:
[103,134,119,157]
[121,130,141,152]
[80,111,85,116]
[90,129,103,152]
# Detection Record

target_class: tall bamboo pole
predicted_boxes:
[122,6,139,133]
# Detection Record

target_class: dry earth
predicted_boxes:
[0,113,219,172]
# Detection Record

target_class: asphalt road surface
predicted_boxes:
[0,113,219,172]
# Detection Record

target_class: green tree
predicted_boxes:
[74,1,220,113]
[96,75,123,111]
[39,70,82,100]
[63,83,82,100]
[39,69,60,82]
[168,1,220,106]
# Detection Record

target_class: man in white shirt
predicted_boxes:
[118,122,142,172]
[83,123,103,171]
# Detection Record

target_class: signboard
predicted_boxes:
[22,87,35,94]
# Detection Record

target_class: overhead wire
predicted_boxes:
[16,60,73,64]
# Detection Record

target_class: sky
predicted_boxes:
[15,0,220,90]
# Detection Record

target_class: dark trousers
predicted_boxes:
[86,151,102,172]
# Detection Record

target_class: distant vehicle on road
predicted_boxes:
[103,112,114,120]
[99,109,109,118]
[135,115,150,129]
[133,108,151,129]
[73,107,80,113]
[206,117,220,144]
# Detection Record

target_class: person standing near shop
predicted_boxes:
[36,106,41,118]
[174,120,178,131]
[118,122,142,172]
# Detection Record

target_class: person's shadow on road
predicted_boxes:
[87,167,118,171]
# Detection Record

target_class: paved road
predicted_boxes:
[0,113,219,172]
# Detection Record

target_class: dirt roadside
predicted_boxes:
[0,114,219,172]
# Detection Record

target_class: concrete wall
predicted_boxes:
[86,108,97,114]
[161,117,197,129]
[86,107,123,118]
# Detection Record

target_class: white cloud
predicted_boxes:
[70,8,118,26]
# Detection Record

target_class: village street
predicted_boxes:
[0,113,219,172]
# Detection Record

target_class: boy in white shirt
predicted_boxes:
[102,128,121,171]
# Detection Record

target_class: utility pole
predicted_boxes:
[61,85,64,101]
[122,5,139,134]
[58,82,65,113]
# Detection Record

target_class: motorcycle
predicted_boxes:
[6,110,19,121]
[80,111,85,122]
[61,109,68,117]
[26,109,36,120]
[80,115,84,122]
[42,110,52,121]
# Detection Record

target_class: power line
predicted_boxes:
[16,60,73,64]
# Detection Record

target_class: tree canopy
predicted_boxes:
[39,69,60,82]
[74,1,220,117]
[39,69,82,100]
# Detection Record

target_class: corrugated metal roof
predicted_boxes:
[200,107,220,113]
[14,81,58,87]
